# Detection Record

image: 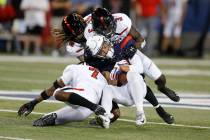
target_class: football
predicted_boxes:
[118,72,127,85]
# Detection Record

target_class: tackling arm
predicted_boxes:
[129,26,146,50]
[18,79,65,117]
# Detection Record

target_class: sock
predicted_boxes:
[145,86,159,107]
[155,106,166,116]
[67,93,97,111]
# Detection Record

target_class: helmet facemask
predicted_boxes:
[92,8,116,38]
[86,35,114,59]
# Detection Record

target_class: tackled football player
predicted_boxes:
[85,35,174,126]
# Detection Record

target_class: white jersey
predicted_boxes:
[60,64,107,95]
[84,13,132,45]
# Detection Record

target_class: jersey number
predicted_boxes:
[89,67,99,79]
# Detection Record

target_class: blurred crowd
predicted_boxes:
[0,0,210,58]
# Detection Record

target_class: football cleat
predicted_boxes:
[136,112,146,126]
[33,113,57,127]
[156,106,174,124]
[94,105,106,115]
[159,87,180,102]
[96,114,110,129]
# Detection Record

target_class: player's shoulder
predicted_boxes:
[84,14,92,24]
[113,13,131,26]
[84,22,96,40]
[113,13,132,34]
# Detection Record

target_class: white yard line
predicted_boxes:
[1,90,209,97]
[0,136,32,140]
[0,90,210,110]
[0,56,78,64]
[0,96,62,103]
[0,109,209,130]
[0,77,50,84]
[0,55,209,66]
[153,59,210,66]
[162,69,210,76]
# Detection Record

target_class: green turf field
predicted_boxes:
[0,57,209,140]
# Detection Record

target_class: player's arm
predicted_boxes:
[18,79,65,117]
[129,25,146,50]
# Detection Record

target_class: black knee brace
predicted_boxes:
[155,74,166,90]
[145,86,159,107]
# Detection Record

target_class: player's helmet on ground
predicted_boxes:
[62,13,86,43]
[92,8,116,38]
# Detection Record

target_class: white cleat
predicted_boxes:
[96,114,110,129]
[136,112,146,126]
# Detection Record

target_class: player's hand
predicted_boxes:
[110,60,129,80]
[110,66,121,80]
[18,100,37,117]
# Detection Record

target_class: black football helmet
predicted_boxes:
[62,13,86,43]
[92,8,116,38]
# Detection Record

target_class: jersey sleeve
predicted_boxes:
[114,13,132,34]
[121,13,132,33]
[60,65,75,85]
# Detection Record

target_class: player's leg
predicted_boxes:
[145,86,174,124]
[136,50,180,102]
[53,87,105,115]
[126,71,147,126]
[98,84,135,128]
[33,105,93,126]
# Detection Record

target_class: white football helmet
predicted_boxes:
[86,35,114,58]
[86,35,104,56]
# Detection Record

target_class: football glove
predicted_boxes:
[110,60,129,80]
[18,100,38,116]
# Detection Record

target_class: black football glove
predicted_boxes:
[18,100,38,116]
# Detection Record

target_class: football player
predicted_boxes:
[86,35,148,127]
[18,64,107,126]
[84,7,180,102]
[86,35,174,127]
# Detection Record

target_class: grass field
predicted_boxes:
[0,56,209,140]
